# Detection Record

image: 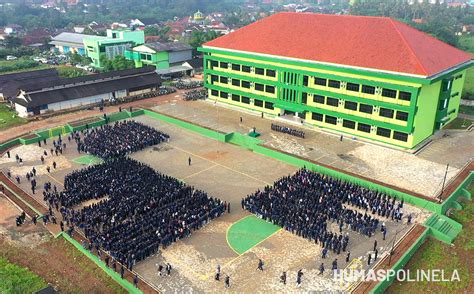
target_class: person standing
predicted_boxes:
[133,274,138,287]
[280,271,287,285]
[346,251,350,263]
[257,259,264,271]
[296,269,303,287]
[225,275,230,288]
[319,263,325,275]
[188,157,192,166]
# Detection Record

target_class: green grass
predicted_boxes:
[227,215,280,254]
[72,154,104,165]
[387,182,474,293]
[0,104,27,130]
[0,60,49,75]
[0,257,47,293]
[444,117,474,129]
[459,105,474,116]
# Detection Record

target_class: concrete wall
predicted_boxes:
[46,93,111,113]
[169,50,192,64]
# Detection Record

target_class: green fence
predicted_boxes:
[58,232,142,294]
[143,110,227,142]
[370,228,430,294]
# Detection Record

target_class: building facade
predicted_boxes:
[200,13,473,149]
[84,29,145,68]
[125,42,193,75]
[12,67,160,117]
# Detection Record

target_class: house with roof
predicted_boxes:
[50,32,102,55]
[200,12,473,149]
[12,66,160,117]
[125,42,193,75]
[0,69,59,102]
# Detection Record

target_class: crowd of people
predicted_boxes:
[271,123,305,138]
[173,80,204,90]
[77,121,169,159]
[242,168,405,255]
[184,89,207,101]
[52,158,226,266]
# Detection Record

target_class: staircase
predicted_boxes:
[424,214,462,244]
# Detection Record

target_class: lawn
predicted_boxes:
[0,59,49,75]
[444,117,474,129]
[0,104,27,130]
[387,182,474,293]
[0,236,126,293]
[459,105,474,116]
[0,257,47,293]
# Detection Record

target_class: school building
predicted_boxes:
[199,12,473,149]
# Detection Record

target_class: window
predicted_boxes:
[255,83,264,91]
[344,101,358,111]
[267,69,276,77]
[265,85,275,94]
[303,76,309,86]
[254,99,263,107]
[343,119,356,129]
[362,85,376,95]
[379,108,394,118]
[347,82,360,92]
[357,123,371,133]
[399,91,411,101]
[315,78,327,86]
[220,91,228,99]
[325,115,337,125]
[312,112,323,121]
[393,131,408,142]
[301,92,307,104]
[382,88,397,98]
[265,102,274,110]
[242,81,251,88]
[211,75,218,83]
[242,65,251,73]
[359,104,373,114]
[232,64,241,71]
[241,96,250,104]
[377,127,391,138]
[441,79,451,92]
[211,89,218,96]
[220,76,228,84]
[210,60,218,68]
[232,94,240,102]
[220,62,228,69]
[313,95,325,104]
[328,80,341,88]
[396,111,409,121]
[326,97,339,107]
[232,79,240,87]
[255,67,265,75]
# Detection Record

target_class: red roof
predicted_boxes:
[204,13,472,77]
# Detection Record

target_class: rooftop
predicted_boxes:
[145,42,193,52]
[50,32,107,45]
[203,12,473,77]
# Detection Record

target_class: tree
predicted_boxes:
[100,55,134,72]
[189,30,221,48]
[4,35,22,49]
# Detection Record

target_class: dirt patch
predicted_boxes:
[0,197,125,293]
[201,151,229,161]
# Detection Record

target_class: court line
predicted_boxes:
[46,173,64,187]
[201,216,282,281]
[180,164,218,181]
[225,215,253,255]
[165,142,270,185]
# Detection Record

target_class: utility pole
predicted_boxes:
[439,163,449,200]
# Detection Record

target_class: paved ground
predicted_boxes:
[0,114,430,292]
[153,100,474,197]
